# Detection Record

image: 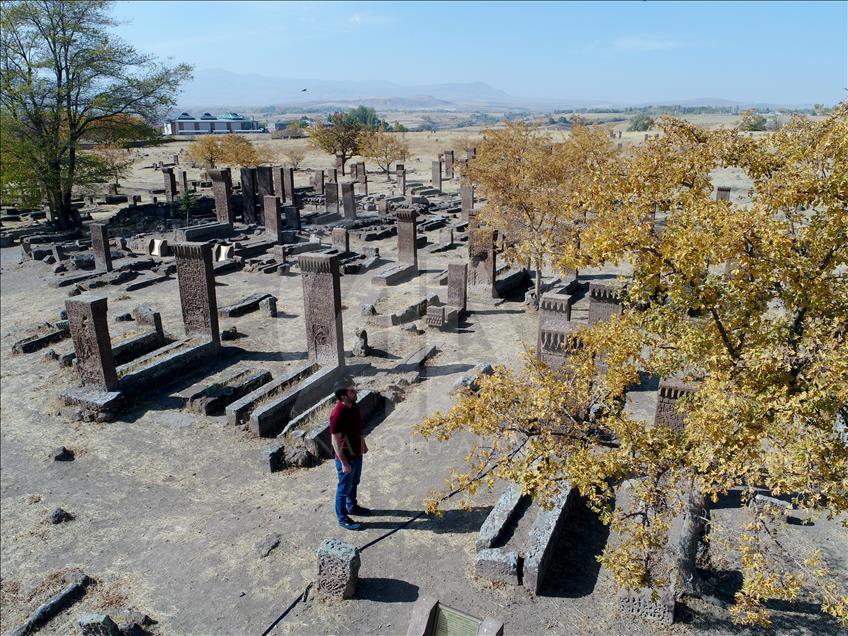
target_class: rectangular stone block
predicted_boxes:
[299,253,344,367]
[256,166,274,197]
[587,282,623,325]
[282,166,295,205]
[162,168,177,203]
[317,538,360,599]
[325,182,339,213]
[468,229,496,296]
[332,228,349,253]
[341,182,356,219]
[654,380,696,431]
[447,263,468,314]
[476,549,520,585]
[432,160,442,191]
[209,168,234,225]
[263,196,282,243]
[460,182,474,221]
[173,242,219,346]
[444,150,454,179]
[397,169,406,195]
[396,208,418,268]
[283,205,301,230]
[89,223,112,272]
[617,586,676,625]
[240,167,259,224]
[312,169,325,195]
[66,296,118,390]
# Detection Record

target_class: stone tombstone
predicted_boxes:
[173,153,180,165]
[282,166,295,205]
[397,169,407,195]
[335,154,345,174]
[537,292,575,368]
[716,186,731,202]
[173,242,220,346]
[66,296,118,391]
[332,228,350,253]
[396,208,419,269]
[177,170,189,195]
[467,147,477,160]
[325,182,339,214]
[162,167,177,203]
[256,166,274,198]
[460,182,474,221]
[209,168,234,225]
[432,160,442,191]
[377,198,388,216]
[312,169,325,195]
[89,223,112,272]
[468,229,496,295]
[444,150,455,179]
[341,182,356,219]
[328,167,338,183]
[299,253,344,367]
[396,163,404,174]
[317,538,360,600]
[263,196,282,243]
[587,282,623,325]
[283,205,301,230]
[240,167,259,224]
[448,263,468,314]
[271,166,285,201]
[654,380,696,431]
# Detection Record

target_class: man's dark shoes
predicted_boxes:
[338,517,362,531]
[347,505,371,517]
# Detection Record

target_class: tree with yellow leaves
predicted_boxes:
[359,130,410,179]
[467,121,620,304]
[419,106,848,626]
[308,113,365,175]
[187,135,224,168]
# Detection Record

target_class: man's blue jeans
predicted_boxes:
[335,455,362,521]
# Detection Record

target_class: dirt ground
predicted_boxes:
[1,126,845,635]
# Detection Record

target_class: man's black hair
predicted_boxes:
[334,387,348,401]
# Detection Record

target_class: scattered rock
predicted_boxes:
[254,533,283,558]
[44,349,59,361]
[400,323,419,333]
[112,609,155,627]
[360,304,376,316]
[77,611,121,635]
[452,375,476,392]
[474,362,494,376]
[260,296,277,317]
[285,445,314,468]
[267,446,286,472]
[115,313,133,322]
[49,507,74,524]
[53,263,67,274]
[42,254,56,265]
[67,286,83,297]
[60,309,68,320]
[50,446,75,461]
[352,328,370,357]
[220,327,241,341]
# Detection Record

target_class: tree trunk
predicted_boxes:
[676,483,708,596]
[535,257,543,307]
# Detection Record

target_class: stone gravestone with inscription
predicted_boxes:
[468,229,496,297]
[448,263,468,315]
[299,253,344,368]
[460,182,474,222]
[716,186,731,202]
[65,296,118,391]
[162,168,177,204]
[396,208,418,270]
[209,168,234,225]
[312,169,325,195]
[341,182,356,219]
[587,282,623,325]
[432,160,442,191]
[89,223,112,272]
[282,166,295,205]
[240,168,259,224]
[173,242,220,348]
[325,182,339,214]
[397,169,407,195]
[263,196,282,244]
[256,166,274,198]
[332,228,350,253]
[444,150,454,179]
[654,380,696,431]
[283,205,301,230]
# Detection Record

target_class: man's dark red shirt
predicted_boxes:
[329,400,363,461]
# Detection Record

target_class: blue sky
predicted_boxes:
[112,1,846,105]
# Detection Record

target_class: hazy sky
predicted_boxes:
[112,1,846,105]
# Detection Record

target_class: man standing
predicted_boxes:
[330,383,370,530]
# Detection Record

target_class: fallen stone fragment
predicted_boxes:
[9,572,91,636]
[50,446,75,462]
[78,611,121,635]
[49,507,74,524]
[115,313,133,322]
[254,533,283,558]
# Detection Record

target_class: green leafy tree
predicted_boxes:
[628,113,655,131]
[344,105,386,130]
[0,0,192,227]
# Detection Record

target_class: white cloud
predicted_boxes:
[613,36,681,51]
[348,13,394,27]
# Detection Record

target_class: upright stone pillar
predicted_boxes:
[299,253,344,367]
[332,228,350,252]
[396,209,418,270]
[173,242,220,347]
[444,150,454,179]
[448,263,468,314]
[162,168,177,204]
[432,161,442,191]
[468,229,496,297]
[328,167,338,183]
[460,182,474,222]
[177,170,189,195]
[283,205,301,230]
[325,182,339,214]
[272,166,284,201]
[264,196,282,243]
[66,296,118,391]
[90,223,112,272]
[209,168,234,225]
[467,147,477,161]
[341,182,356,219]
[335,155,345,175]
[282,166,295,205]
[256,166,274,198]
[312,169,325,195]
[398,169,407,195]
[240,167,259,224]
[716,187,731,201]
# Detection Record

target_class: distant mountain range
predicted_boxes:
[175,68,812,113]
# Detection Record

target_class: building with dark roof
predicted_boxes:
[163,112,261,135]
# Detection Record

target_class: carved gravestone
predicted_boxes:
[173,153,180,165]
[432,160,442,191]
[325,182,339,214]
[460,182,474,221]
[341,182,356,219]
[209,168,234,225]
[716,186,731,202]
[256,166,273,198]
[162,168,177,204]
[397,169,407,195]
[89,223,112,272]
[335,155,345,174]
[272,166,284,201]
[468,229,496,296]
[312,169,325,195]
[173,242,220,347]
[177,170,189,195]
[377,198,388,216]
[328,167,338,183]
[444,150,454,179]
[654,380,696,431]
[263,196,282,244]
[282,166,295,205]
[587,282,623,325]
[396,163,404,175]
[332,228,349,253]
[317,538,360,599]
[467,147,477,160]
[537,293,575,369]
[66,296,118,390]
[283,205,301,230]
[447,263,468,314]
[396,208,418,269]
[240,167,259,224]
[299,253,344,367]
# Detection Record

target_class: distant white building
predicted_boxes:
[163,112,261,135]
